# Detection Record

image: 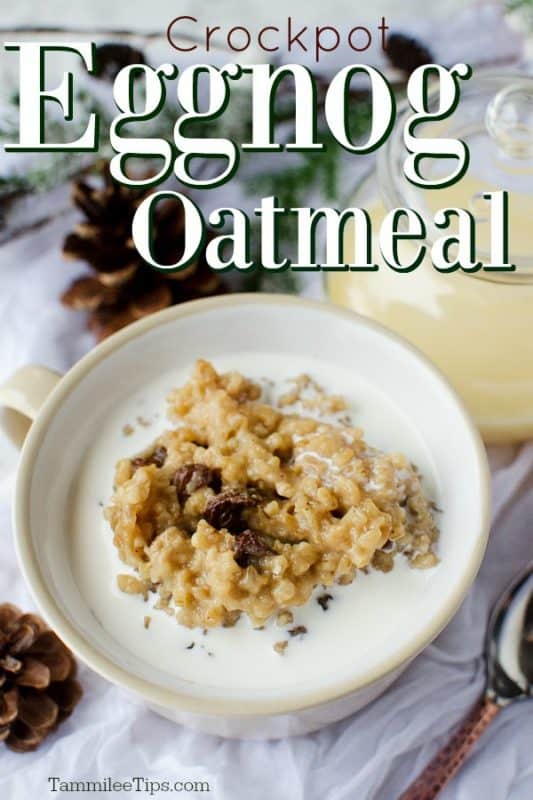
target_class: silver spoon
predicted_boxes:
[400,563,533,800]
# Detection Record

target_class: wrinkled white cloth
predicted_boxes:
[1,3,532,798]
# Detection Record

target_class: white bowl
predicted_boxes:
[2,295,490,738]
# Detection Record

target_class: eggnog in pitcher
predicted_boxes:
[328,74,533,442]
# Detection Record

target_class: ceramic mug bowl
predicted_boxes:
[0,295,490,738]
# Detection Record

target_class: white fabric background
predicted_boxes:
[0,0,483,31]
[0,2,532,798]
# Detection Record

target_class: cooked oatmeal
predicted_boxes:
[105,360,439,629]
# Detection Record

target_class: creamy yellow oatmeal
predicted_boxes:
[105,360,439,629]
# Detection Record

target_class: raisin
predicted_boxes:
[131,446,167,469]
[204,489,261,532]
[232,529,275,568]
[317,593,333,611]
[288,625,307,637]
[173,464,221,500]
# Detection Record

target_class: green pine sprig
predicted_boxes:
[506,0,533,10]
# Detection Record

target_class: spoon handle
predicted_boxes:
[399,696,500,800]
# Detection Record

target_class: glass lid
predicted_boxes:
[379,70,533,280]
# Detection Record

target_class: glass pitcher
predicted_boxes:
[327,70,533,444]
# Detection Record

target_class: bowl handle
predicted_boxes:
[0,366,62,449]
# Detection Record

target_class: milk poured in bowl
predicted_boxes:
[69,352,441,692]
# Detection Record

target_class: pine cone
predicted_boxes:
[386,33,433,75]
[61,163,226,342]
[93,42,146,82]
[0,604,82,753]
